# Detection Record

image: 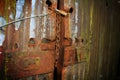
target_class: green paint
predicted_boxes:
[5,0,9,22]
[84,0,88,7]
[76,47,81,62]
[84,1,94,79]
[97,26,105,78]
[4,0,16,22]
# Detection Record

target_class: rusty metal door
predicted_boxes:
[2,0,86,80]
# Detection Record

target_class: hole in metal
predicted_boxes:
[69,7,73,13]
[14,43,19,49]
[29,38,35,44]
[46,0,52,7]
[81,39,84,43]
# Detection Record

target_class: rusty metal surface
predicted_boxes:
[18,73,53,80]
[63,46,77,67]
[1,0,87,80]
[6,50,55,78]
[0,46,4,70]
[0,0,120,80]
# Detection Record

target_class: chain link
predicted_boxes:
[55,13,61,61]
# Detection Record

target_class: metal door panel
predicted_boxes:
[1,0,87,80]
[6,51,55,79]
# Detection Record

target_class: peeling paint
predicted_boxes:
[9,12,14,20]
[15,0,25,30]
[74,2,78,38]
[30,0,36,38]
[43,6,47,38]
[0,17,6,46]
[0,33,5,46]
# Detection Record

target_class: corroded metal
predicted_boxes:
[0,46,4,70]
[5,40,55,79]
[2,0,86,80]
[63,46,77,67]
[1,0,120,80]
[0,46,4,79]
